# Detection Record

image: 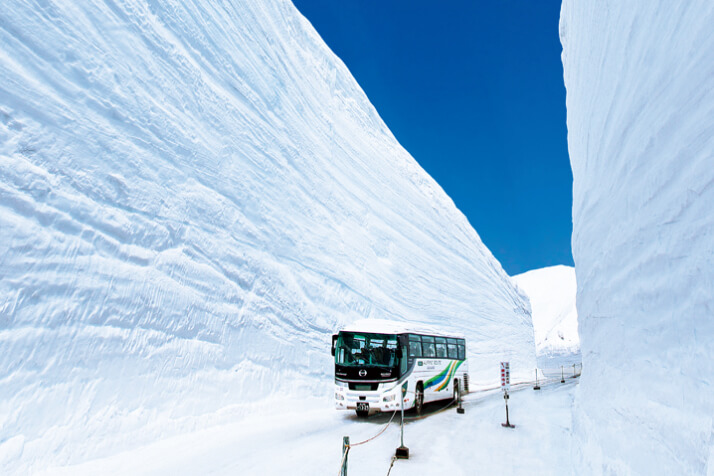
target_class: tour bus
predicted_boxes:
[332,319,469,417]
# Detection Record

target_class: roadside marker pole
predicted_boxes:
[561,365,565,383]
[500,362,515,428]
[341,436,349,476]
[533,368,540,390]
[395,383,409,459]
[501,390,515,428]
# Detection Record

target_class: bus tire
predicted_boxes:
[415,383,424,416]
[356,409,369,418]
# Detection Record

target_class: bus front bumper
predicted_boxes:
[334,386,409,413]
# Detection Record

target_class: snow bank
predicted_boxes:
[513,265,579,367]
[0,0,533,471]
[561,1,714,473]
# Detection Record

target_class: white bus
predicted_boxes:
[332,319,469,417]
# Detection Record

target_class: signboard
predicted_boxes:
[500,362,510,390]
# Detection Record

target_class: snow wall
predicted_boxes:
[560,1,714,473]
[0,0,534,471]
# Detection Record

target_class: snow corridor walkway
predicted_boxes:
[45,376,579,476]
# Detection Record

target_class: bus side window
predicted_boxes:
[434,337,447,358]
[409,341,422,358]
[421,336,436,358]
[458,345,465,360]
[447,344,458,359]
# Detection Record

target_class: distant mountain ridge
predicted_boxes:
[513,265,579,366]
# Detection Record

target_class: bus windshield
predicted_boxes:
[335,332,399,368]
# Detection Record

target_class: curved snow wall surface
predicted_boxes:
[0,0,533,470]
[561,1,714,473]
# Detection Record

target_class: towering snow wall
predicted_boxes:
[561,1,714,473]
[0,0,534,471]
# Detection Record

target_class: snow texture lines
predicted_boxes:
[0,0,534,472]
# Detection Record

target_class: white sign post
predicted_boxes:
[500,362,510,390]
[500,362,515,428]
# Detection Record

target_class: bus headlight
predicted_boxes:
[335,392,345,401]
[383,394,396,402]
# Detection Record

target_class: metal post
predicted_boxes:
[533,368,540,390]
[396,384,409,459]
[400,388,404,448]
[501,390,515,428]
[341,436,349,476]
[572,363,577,378]
[561,365,565,383]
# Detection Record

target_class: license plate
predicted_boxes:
[356,402,369,412]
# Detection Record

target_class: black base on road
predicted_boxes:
[395,446,410,459]
[501,423,516,428]
[533,385,540,390]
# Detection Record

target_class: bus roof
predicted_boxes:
[338,319,466,340]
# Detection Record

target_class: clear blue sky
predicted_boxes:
[293,0,573,276]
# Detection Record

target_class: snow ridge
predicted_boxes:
[512,265,579,367]
[0,0,533,471]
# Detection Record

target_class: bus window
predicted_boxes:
[335,332,398,368]
[435,343,447,358]
[447,338,458,345]
[409,340,422,358]
[458,345,465,360]
[423,342,436,357]
[447,344,458,359]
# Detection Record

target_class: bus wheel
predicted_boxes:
[415,383,424,416]
[356,410,369,418]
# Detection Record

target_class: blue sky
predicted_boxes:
[293,0,573,276]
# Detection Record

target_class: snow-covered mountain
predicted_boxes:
[561,0,714,473]
[0,0,534,471]
[512,265,578,367]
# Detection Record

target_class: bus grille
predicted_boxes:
[348,382,379,391]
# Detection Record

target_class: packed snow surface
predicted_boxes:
[0,0,534,472]
[513,266,579,367]
[42,380,580,476]
[561,0,714,473]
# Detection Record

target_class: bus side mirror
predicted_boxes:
[331,334,337,356]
